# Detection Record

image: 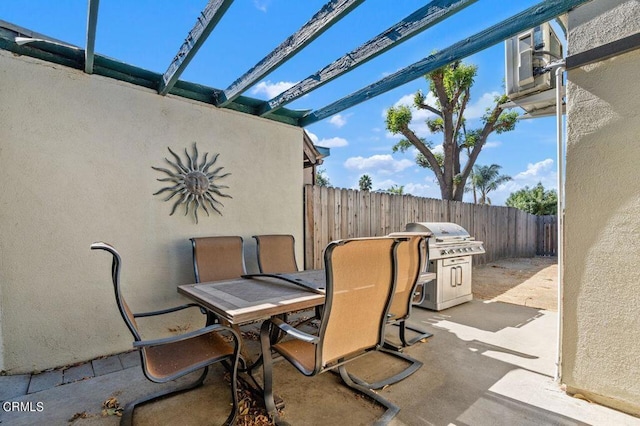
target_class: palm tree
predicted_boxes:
[386,184,405,195]
[358,174,373,191]
[466,164,511,205]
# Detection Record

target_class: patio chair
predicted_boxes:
[190,236,245,282]
[258,236,420,425]
[253,234,299,273]
[91,242,240,426]
[252,233,321,324]
[386,235,433,349]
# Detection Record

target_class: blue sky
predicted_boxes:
[0,0,561,205]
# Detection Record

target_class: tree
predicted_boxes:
[386,60,518,201]
[465,164,512,205]
[506,182,557,215]
[386,184,404,195]
[359,174,373,191]
[315,168,331,187]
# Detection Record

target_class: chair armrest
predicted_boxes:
[134,303,206,318]
[270,317,319,344]
[132,323,238,348]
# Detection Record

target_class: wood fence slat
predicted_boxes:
[304,186,556,267]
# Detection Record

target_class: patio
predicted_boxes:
[2,298,638,426]
[1,0,640,421]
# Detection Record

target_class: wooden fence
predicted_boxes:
[303,185,540,269]
[536,215,558,256]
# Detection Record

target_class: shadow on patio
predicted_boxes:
[2,299,637,426]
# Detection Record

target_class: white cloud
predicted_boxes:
[328,114,347,128]
[375,179,398,190]
[491,158,558,205]
[251,80,296,98]
[344,154,414,175]
[514,158,554,180]
[317,137,348,148]
[404,182,433,197]
[465,91,501,119]
[305,131,319,144]
[253,0,270,12]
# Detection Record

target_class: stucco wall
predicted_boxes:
[564,0,640,415]
[0,50,303,373]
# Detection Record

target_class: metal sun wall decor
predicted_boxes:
[152,143,231,224]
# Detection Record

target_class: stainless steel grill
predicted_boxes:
[404,222,485,311]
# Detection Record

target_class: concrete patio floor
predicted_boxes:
[2,299,639,426]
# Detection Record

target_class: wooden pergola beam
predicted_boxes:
[158,0,234,96]
[260,0,477,116]
[84,0,99,74]
[300,0,593,127]
[218,0,364,107]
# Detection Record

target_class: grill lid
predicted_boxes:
[405,222,470,240]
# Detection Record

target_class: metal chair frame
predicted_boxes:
[91,242,240,426]
[257,237,420,425]
[385,236,433,350]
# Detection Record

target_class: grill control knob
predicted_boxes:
[441,250,446,255]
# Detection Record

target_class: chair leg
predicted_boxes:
[120,367,209,426]
[347,348,423,390]
[338,365,399,425]
[259,320,278,416]
[398,321,432,347]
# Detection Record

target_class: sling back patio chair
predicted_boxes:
[253,234,299,273]
[251,234,322,324]
[386,235,433,349]
[257,236,421,425]
[190,236,246,282]
[91,242,240,426]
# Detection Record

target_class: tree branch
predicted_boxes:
[400,124,444,185]
[459,104,502,183]
[416,102,442,117]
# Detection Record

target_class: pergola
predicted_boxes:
[0,0,591,127]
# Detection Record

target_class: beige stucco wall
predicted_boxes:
[0,50,303,373]
[564,0,640,415]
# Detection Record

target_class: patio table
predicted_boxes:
[177,269,325,325]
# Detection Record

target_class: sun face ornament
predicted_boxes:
[152,143,231,223]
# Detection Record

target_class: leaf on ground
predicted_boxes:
[68,411,89,422]
[101,397,123,417]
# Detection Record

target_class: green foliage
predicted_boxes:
[358,174,373,191]
[426,117,444,133]
[416,152,444,170]
[386,184,405,195]
[392,138,431,154]
[467,164,512,205]
[505,182,557,215]
[315,168,331,187]
[427,61,477,100]
[385,105,412,135]
[384,58,518,201]
[460,129,480,148]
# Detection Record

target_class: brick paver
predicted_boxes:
[27,370,63,394]
[119,351,140,369]
[0,374,31,400]
[62,363,94,384]
[92,355,123,376]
